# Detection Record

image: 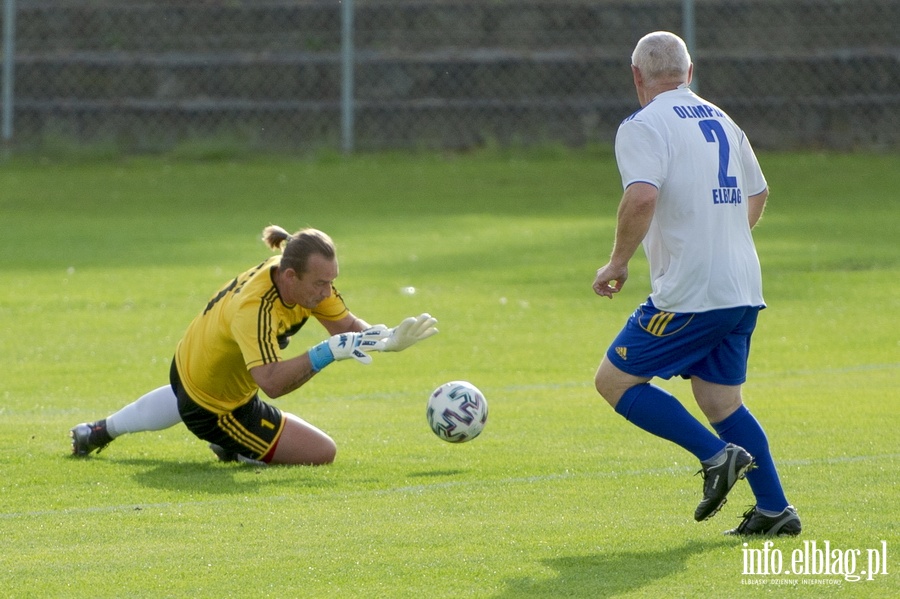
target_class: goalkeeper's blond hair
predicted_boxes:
[262,225,336,274]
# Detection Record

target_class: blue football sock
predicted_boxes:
[615,384,726,462]
[712,404,789,513]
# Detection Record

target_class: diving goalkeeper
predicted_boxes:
[70,226,437,465]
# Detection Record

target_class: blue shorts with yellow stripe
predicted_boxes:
[605,298,762,385]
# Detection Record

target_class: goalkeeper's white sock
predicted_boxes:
[106,385,182,438]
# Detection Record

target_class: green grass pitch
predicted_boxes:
[0,149,897,597]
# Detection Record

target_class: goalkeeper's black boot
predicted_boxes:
[694,443,755,521]
[209,443,266,467]
[70,420,112,456]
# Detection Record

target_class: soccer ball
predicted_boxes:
[426,381,488,443]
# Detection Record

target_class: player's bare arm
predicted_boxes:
[748,188,769,229]
[250,354,319,399]
[321,312,370,335]
[593,182,658,298]
[252,313,385,398]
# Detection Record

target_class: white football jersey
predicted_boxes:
[615,85,768,313]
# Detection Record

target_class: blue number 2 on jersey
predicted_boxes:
[699,119,737,188]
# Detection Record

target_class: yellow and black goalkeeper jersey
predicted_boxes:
[174,255,349,414]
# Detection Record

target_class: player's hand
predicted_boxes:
[383,313,439,352]
[328,330,387,364]
[593,262,628,299]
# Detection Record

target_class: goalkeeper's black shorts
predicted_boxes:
[169,358,284,461]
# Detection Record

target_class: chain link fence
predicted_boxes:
[2,0,898,154]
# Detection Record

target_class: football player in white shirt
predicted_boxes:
[592,31,799,536]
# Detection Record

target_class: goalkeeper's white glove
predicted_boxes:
[362,323,390,337]
[383,313,439,352]
[308,329,387,371]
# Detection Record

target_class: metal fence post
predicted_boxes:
[2,0,16,149]
[340,0,355,154]
[682,0,697,93]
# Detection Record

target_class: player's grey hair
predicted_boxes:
[262,225,336,274]
[631,31,691,84]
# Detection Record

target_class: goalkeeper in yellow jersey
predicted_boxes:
[70,226,438,465]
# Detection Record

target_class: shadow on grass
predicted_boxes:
[494,538,733,598]
[112,458,335,495]
[407,469,467,478]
